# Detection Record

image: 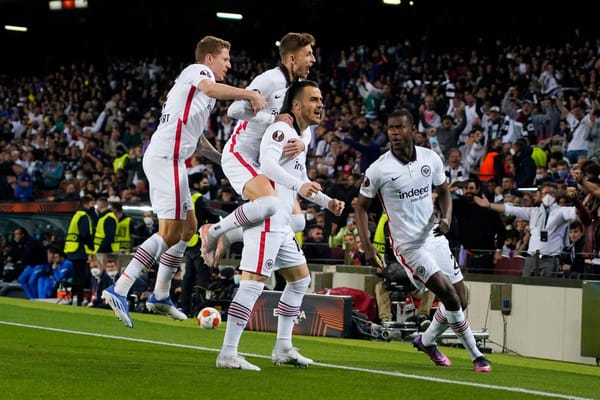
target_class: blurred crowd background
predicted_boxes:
[2,0,600,285]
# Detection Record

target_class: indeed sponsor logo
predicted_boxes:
[398,185,429,199]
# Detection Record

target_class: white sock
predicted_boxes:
[154,240,188,299]
[444,307,483,361]
[115,233,167,296]
[421,303,449,346]
[220,279,264,358]
[210,196,278,238]
[275,276,310,350]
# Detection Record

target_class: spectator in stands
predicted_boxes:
[511,138,537,188]
[500,176,523,198]
[40,151,64,189]
[325,168,358,236]
[87,255,120,308]
[559,100,590,165]
[444,148,469,185]
[435,113,467,160]
[559,220,588,279]
[478,137,510,184]
[329,212,359,249]
[121,118,143,150]
[123,144,147,188]
[302,224,331,263]
[474,182,590,277]
[460,127,485,176]
[334,131,380,173]
[453,178,507,274]
[10,163,33,201]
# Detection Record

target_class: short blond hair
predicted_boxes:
[195,36,231,62]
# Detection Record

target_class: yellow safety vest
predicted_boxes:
[94,211,120,253]
[373,213,388,260]
[115,216,132,253]
[187,192,203,248]
[64,210,94,255]
[113,153,129,172]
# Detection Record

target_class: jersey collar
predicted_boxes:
[393,144,417,164]
[278,63,293,87]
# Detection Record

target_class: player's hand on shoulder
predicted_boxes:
[283,137,305,159]
[275,113,293,127]
[248,90,267,114]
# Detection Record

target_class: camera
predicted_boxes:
[540,231,548,242]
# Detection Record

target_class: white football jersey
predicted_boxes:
[259,121,311,232]
[145,64,216,160]
[226,66,290,160]
[360,146,446,249]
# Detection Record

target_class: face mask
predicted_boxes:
[306,213,315,221]
[198,185,210,195]
[143,216,153,225]
[542,194,555,207]
[535,174,544,180]
[509,148,516,156]
[429,136,438,145]
[65,174,73,180]
[346,218,354,226]
[77,175,85,180]
[91,267,101,277]
[107,270,119,278]
[233,275,241,285]
[557,170,568,178]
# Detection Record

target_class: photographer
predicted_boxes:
[453,178,507,274]
[372,213,434,328]
[473,182,590,277]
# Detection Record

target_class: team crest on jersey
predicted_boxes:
[421,165,431,177]
[264,259,274,272]
[415,265,426,278]
[199,69,212,78]
[272,130,285,142]
[362,177,370,187]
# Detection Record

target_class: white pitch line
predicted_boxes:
[0,320,596,400]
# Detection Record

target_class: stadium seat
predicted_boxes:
[495,256,524,276]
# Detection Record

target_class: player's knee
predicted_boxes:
[290,214,306,233]
[255,196,278,218]
[288,275,311,293]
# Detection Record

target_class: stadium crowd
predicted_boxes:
[3,33,600,294]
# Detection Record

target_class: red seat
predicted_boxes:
[495,256,524,276]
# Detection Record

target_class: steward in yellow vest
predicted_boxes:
[112,202,134,253]
[64,195,96,257]
[94,197,119,253]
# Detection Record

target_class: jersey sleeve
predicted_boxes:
[227,101,275,125]
[260,123,304,192]
[227,72,276,124]
[359,162,381,199]
[190,64,215,88]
